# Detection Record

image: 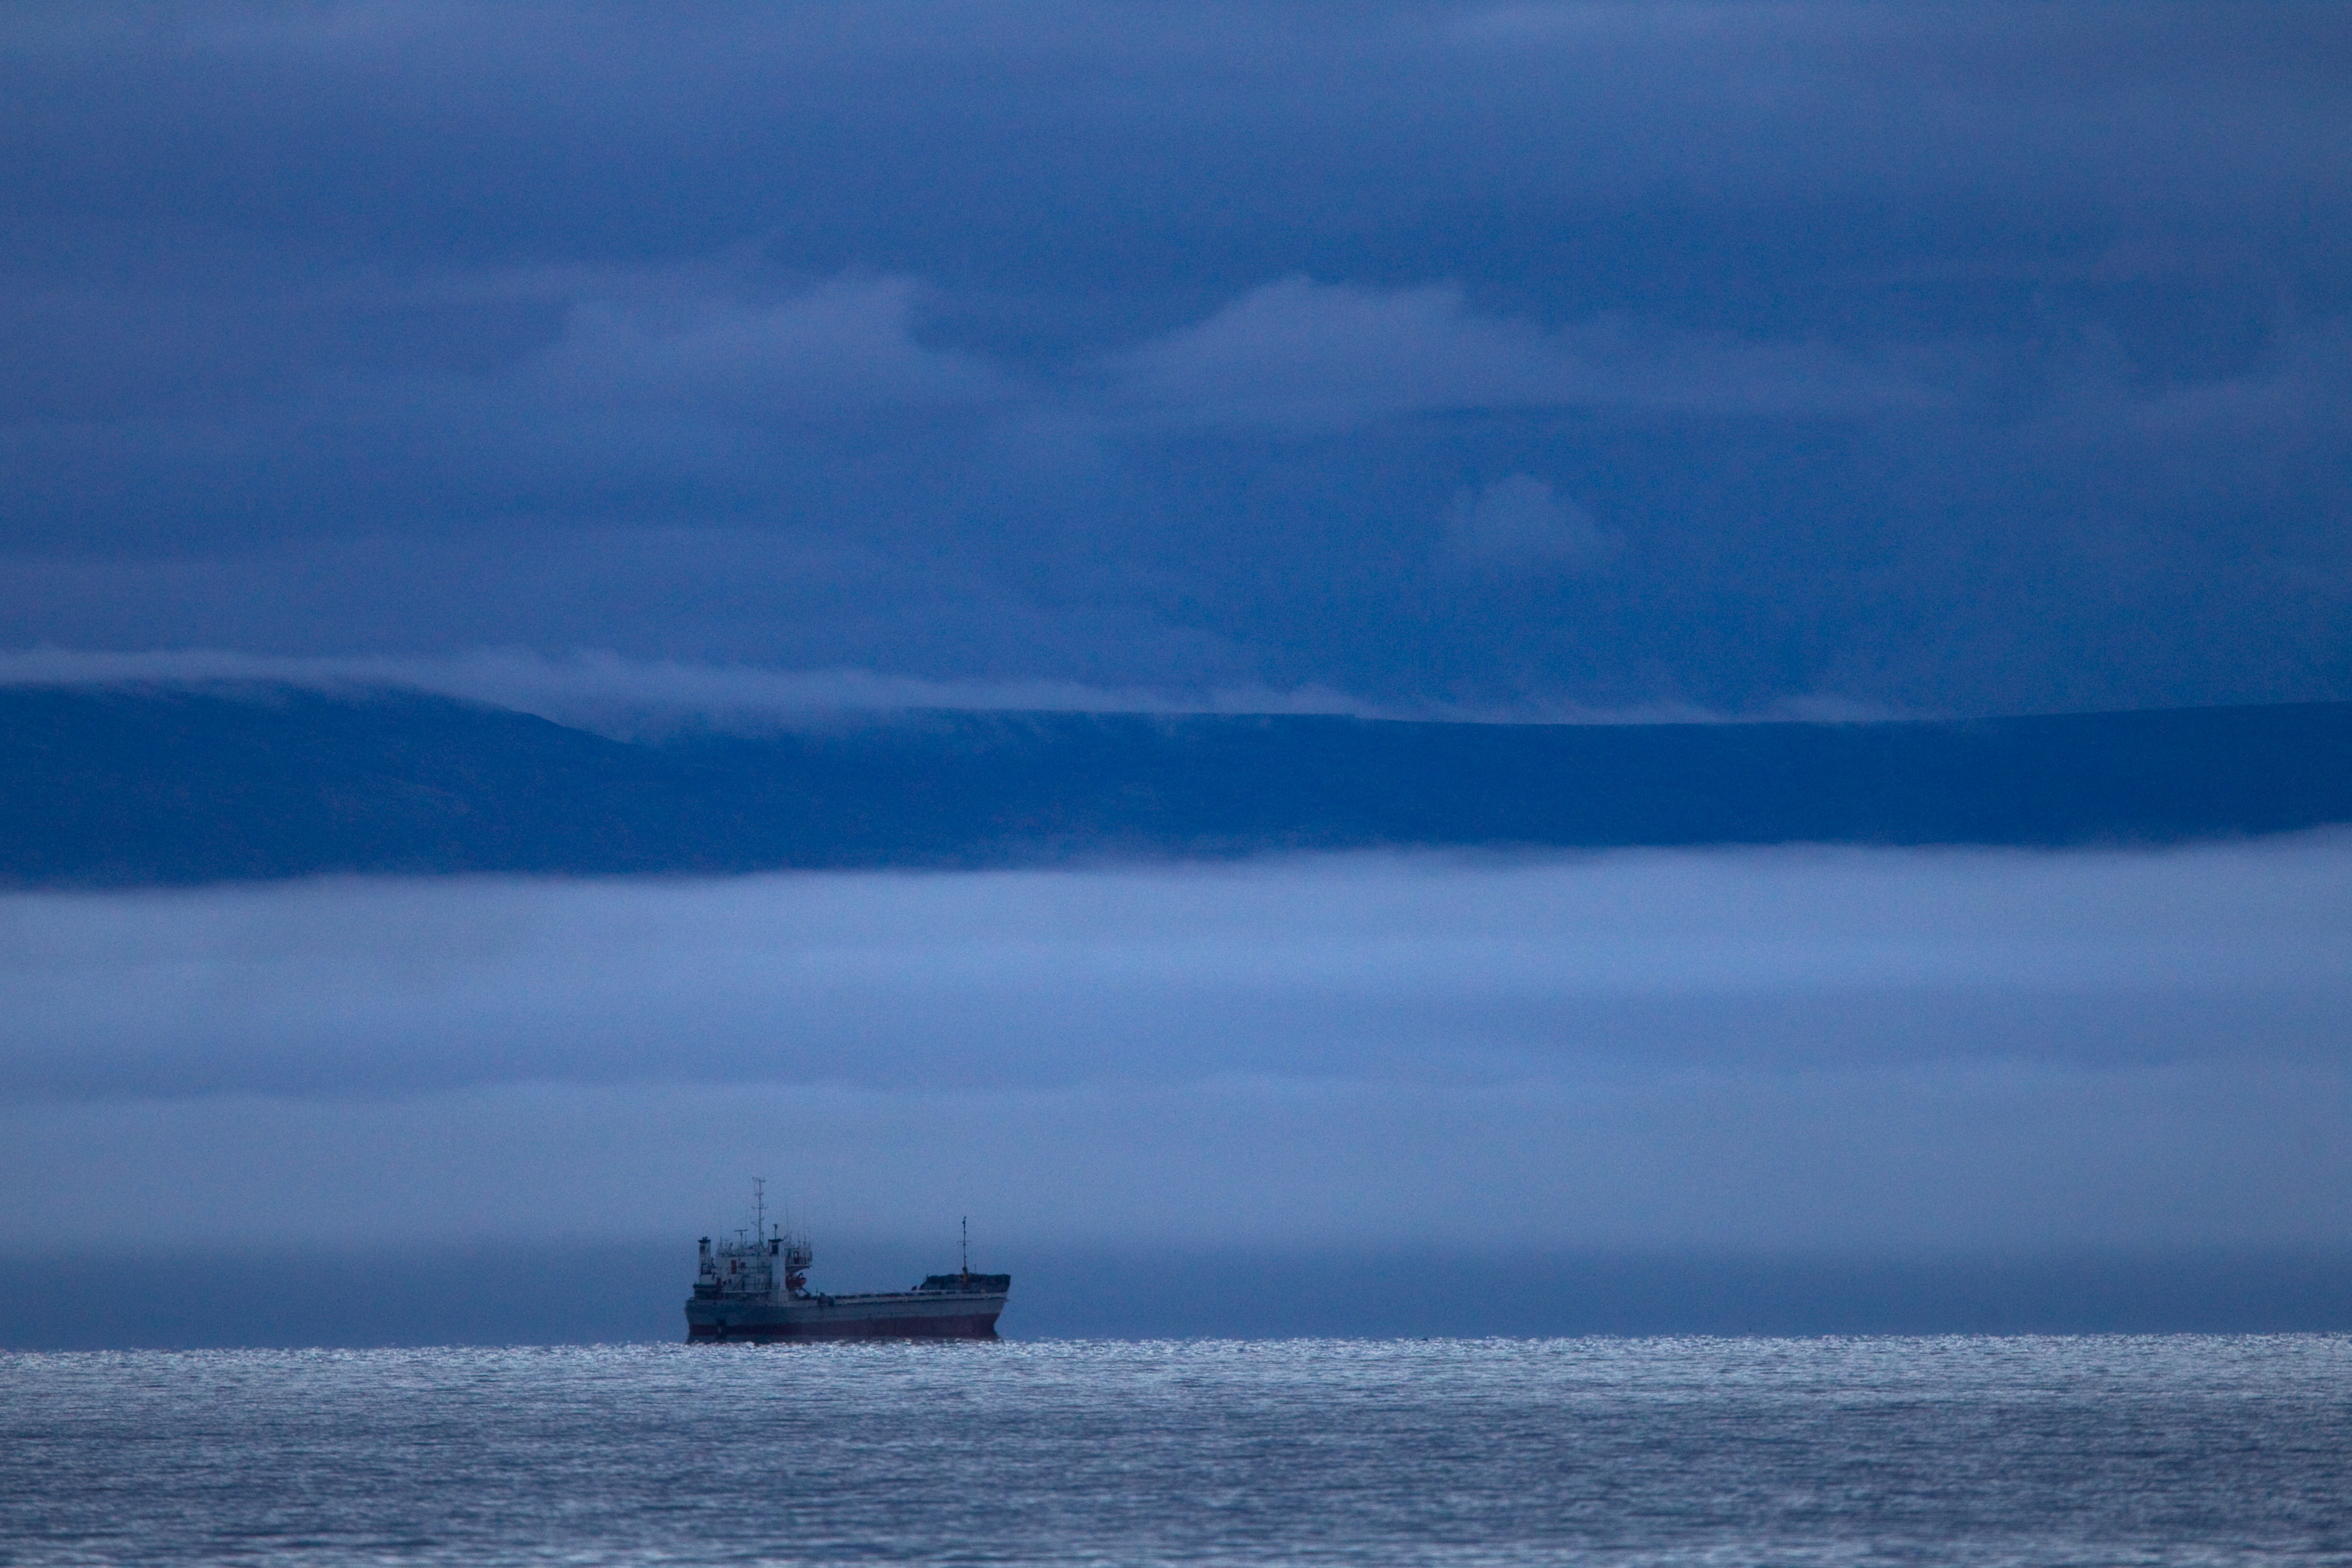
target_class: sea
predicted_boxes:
[4,1336,2347,1566]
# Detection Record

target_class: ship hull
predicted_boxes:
[686,1290,1006,1342]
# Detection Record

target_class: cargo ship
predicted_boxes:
[686,1182,1009,1341]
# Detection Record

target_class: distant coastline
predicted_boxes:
[4,686,2348,887]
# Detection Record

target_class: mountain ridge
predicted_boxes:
[4,685,2347,886]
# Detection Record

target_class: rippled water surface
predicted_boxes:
[5,1336,2349,1565]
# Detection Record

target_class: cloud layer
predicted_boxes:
[5,842,2345,1253]
[0,1,2345,715]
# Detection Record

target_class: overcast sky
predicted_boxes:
[3,1,2348,718]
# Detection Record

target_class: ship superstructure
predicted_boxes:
[686,1181,1009,1341]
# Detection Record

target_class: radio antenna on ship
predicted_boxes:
[961,1216,969,1278]
[753,1176,767,1243]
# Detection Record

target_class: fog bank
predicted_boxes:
[4,843,2345,1263]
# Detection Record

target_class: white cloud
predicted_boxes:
[5,646,1892,728]
[1102,278,1936,433]
[0,646,1374,732]
[524,274,1011,419]
[1444,475,1619,573]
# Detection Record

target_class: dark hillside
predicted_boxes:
[3,686,2348,886]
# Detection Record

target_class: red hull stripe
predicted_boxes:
[688,1313,1001,1341]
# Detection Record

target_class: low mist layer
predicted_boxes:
[5,845,2345,1308]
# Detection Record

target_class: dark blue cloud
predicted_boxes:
[0,1,2345,712]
